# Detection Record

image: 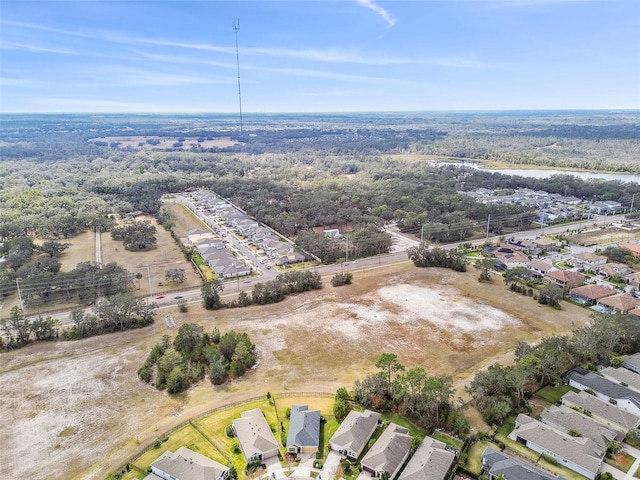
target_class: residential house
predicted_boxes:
[543,269,584,291]
[597,293,640,314]
[623,352,640,374]
[481,447,566,480]
[569,284,617,305]
[569,252,607,271]
[329,409,381,461]
[596,262,632,279]
[600,366,640,394]
[532,237,559,253]
[361,423,412,480]
[562,390,640,434]
[540,404,621,447]
[232,409,280,463]
[492,247,530,269]
[508,414,604,480]
[527,259,556,278]
[144,447,229,480]
[286,405,321,454]
[619,242,640,258]
[563,368,640,417]
[397,436,455,480]
[188,228,214,245]
[590,200,623,214]
[624,272,640,289]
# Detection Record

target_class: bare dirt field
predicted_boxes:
[0,263,593,480]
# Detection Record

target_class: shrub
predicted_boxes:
[225,424,235,437]
[231,442,241,454]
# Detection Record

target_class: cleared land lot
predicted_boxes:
[0,260,594,480]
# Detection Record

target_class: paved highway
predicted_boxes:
[44,213,629,327]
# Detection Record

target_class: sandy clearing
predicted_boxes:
[0,265,592,479]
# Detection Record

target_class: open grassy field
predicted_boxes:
[0,257,595,479]
[101,215,202,295]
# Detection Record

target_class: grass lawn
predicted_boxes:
[635,465,640,478]
[380,412,428,439]
[465,440,500,475]
[432,431,463,451]
[131,423,225,473]
[535,384,574,405]
[195,398,281,477]
[605,452,636,473]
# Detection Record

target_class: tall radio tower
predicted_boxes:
[233,19,243,133]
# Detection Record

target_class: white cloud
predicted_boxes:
[1,41,78,55]
[354,0,396,27]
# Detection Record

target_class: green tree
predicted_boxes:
[376,352,405,396]
[166,366,187,393]
[165,268,186,283]
[201,281,224,310]
[38,240,70,258]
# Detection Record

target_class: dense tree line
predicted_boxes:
[2,113,639,253]
[138,324,256,393]
[407,245,467,271]
[349,353,469,435]
[201,270,323,310]
[467,312,640,426]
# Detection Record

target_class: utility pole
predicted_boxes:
[146,265,153,303]
[345,237,349,263]
[233,19,243,133]
[16,279,24,311]
[631,193,635,214]
[421,224,424,243]
[485,214,491,240]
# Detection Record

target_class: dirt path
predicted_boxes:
[0,264,592,479]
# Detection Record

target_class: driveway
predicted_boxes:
[322,452,342,479]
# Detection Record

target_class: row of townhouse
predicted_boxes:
[464,187,623,217]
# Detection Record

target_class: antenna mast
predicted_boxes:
[233,18,243,133]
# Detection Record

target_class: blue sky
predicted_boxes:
[1,0,639,113]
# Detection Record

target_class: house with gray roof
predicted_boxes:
[540,404,622,446]
[286,405,320,454]
[600,366,640,394]
[397,436,455,480]
[361,423,412,480]
[564,368,640,417]
[509,414,604,480]
[623,352,640,374]
[143,446,229,480]
[329,409,381,461]
[232,408,280,463]
[481,447,566,480]
[562,390,640,434]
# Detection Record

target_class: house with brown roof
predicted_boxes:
[619,241,640,257]
[361,423,412,479]
[492,247,530,269]
[543,269,584,291]
[597,293,640,314]
[509,414,604,480]
[532,237,559,253]
[569,252,608,271]
[624,272,640,289]
[596,262,632,279]
[569,284,617,305]
[144,447,229,480]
